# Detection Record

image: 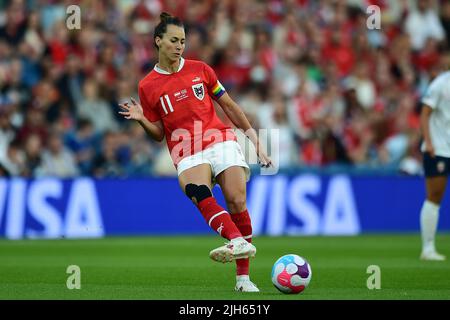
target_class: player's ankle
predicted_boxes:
[236,275,249,282]
[422,243,436,253]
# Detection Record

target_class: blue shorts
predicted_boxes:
[423,152,450,177]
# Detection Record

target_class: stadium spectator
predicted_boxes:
[344,62,377,110]
[0,0,27,47]
[405,0,446,51]
[0,107,16,161]
[91,130,124,177]
[441,0,450,45]
[76,79,119,134]
[125,121,156,176]
[258,94,299,167]
[40,131,79,177]
[15,107,47,145]
[64,118,98,175]
[0,139,24,176]
[22,133,42,177]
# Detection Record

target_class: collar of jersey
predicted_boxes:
[154,57,185,75]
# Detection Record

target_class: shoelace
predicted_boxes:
[225,239,248,249]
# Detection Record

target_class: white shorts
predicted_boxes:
[177,140,250,185]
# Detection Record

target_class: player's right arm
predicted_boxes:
[420,74,444,158]
[420,104,434,157]
[119,97,165,142]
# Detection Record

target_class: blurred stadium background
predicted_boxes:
[0,0,449,300]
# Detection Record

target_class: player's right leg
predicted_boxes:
[420,155,448,261]
[178,164,252,263]
[215,165,258,292]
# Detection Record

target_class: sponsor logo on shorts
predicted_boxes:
[437,161,446,173]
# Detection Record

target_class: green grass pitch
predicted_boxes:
[0,234,449,300]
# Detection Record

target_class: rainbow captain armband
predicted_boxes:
[211,81,226,99]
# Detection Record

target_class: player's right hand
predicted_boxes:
[425,143,435,158]
[118,97,144,122]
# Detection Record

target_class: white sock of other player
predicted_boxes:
[420,200,440,252]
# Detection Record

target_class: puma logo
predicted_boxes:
[217,223,224,236]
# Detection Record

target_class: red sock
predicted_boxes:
[197,197,242,240]
[231,209,252,276]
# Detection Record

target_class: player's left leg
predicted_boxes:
[420,175,448,261]
[216,166,259,292]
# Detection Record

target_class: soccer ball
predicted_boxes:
[271,254,312,294]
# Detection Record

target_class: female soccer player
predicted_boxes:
[419,70,450,261]
[119,13,272,291]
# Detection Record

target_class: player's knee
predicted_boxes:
[427,189,445,204]
[185,184,212,204]
[226,195,246,214]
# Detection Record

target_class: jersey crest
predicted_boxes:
[192,83,205,101]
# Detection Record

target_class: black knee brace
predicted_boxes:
[185,184,212,203]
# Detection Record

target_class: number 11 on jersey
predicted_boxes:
[160,95,174,115]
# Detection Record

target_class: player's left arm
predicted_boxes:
[217,93,272,167]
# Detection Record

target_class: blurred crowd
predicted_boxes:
[1,0,450,178]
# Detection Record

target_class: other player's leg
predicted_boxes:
[420,174,448,261]
[216,165,259,292]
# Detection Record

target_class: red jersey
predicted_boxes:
[138,58,237,166]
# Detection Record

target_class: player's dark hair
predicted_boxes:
[153,12,184,50]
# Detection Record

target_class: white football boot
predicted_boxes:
[209,237,256,263]
[420,250,446,261]
[235,275,260,293]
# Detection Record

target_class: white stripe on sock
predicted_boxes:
[208,211,227,226]
[243,235,252,240]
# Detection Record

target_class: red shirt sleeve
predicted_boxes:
[203,63,226,100]
[139,83,160,122]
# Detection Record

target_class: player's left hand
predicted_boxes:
[118,97,144,122]
[257,149,273,168]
